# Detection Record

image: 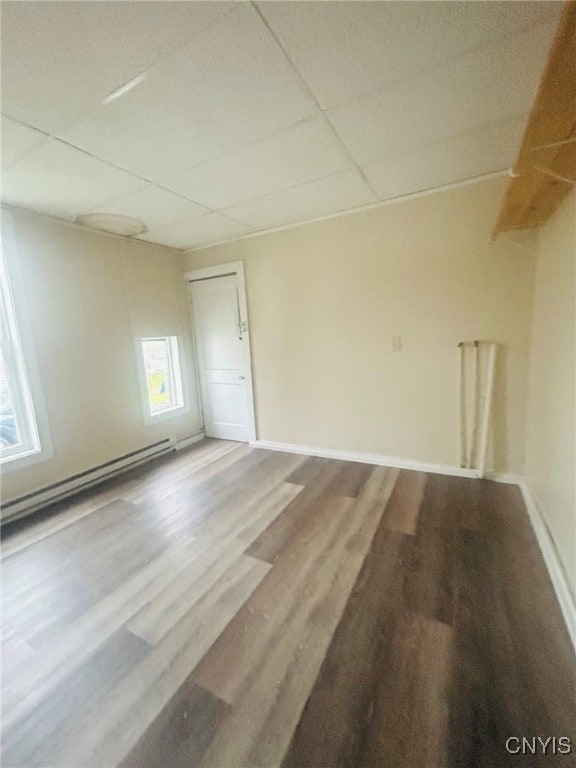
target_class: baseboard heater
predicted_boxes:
[1,437,177,524]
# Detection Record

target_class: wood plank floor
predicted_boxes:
[1,439,574,767]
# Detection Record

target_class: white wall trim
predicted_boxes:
[518,479,576,652]
[185,170,508,253]
[5,173,507,257]
[175,431,205,451]
[183,261,243,282]
[250,439,574,648]
[249,439,521,484]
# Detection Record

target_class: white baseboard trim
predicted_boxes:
[249,440,521,484]
[250,439,573,649]
[519,479,576,652]
[2,437,177,523]
[175,431,205,451]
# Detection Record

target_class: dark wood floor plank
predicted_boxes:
[120,681,230,768]
[285,455,373,498]
[243,492,403,768]
[193,473,400,767]
[244,490,320,564]
[281,522,411,768]
[191,494,358,705]
[382,468,427,534]
[245,466,400,567]
[403,473,461,625]
[360,612,452,768]
[0,441,573,768]
[453,475,483,531]
[449,482,576,768]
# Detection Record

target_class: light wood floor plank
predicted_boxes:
[281,526,411,768]
[128,482,302,644]
[0,439,242,560]
[53,556,271,767]
[382,469,427,535]
[2,532,199,729]
[195,471,399,767]
[2,629,150,768]
[192,493,357,705]
[1,441,573,768]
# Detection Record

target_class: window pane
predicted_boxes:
[0,348,22,450]
[142,338,178,414]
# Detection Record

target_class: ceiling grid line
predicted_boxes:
[183,169,511,254]
[250,1,380,201]
[144,167,366,234]
[50,137,214,216]
[306,10,565,117]
[1,112,215,215]
[1,1,563,250]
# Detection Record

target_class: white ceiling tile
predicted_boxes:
[362,116,527,200]
[1,1,237,134]
[60,5,316,182]
[1,2,563,239]
[137,213,250,250]
[1,139,144,218]
[83,185,208,231]
[327,21,557,166]
[161,117,352,209]
[1,116,48,169]
[222,170,375,231]
[259,1,561,109]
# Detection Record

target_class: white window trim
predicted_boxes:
[140,335,185,420]
[0,252,41,464]
[1,209,53,473]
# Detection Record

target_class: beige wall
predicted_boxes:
[524,191,576,595]
[2,207,201,503]
[185,177,535,474]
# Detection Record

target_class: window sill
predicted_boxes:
[1,445,44,472]
[146,404,187,424]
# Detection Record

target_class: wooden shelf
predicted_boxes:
[492,1,576,237]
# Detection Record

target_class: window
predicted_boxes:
[141,337,183,416]
[0,254,41,463]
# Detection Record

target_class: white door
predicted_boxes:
[189,275,250,441]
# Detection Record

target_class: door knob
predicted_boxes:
[239,375,245,380]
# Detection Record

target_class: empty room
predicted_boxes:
[1,1,575,766]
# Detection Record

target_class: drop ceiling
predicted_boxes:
[0,1,562,251]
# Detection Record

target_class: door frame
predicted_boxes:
[184,261,256,442]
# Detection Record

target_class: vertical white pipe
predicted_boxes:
[468,340,480,468]
[477,342,497,479]
[458,342,467,468]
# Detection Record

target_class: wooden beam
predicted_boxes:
[493,1,576,237]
